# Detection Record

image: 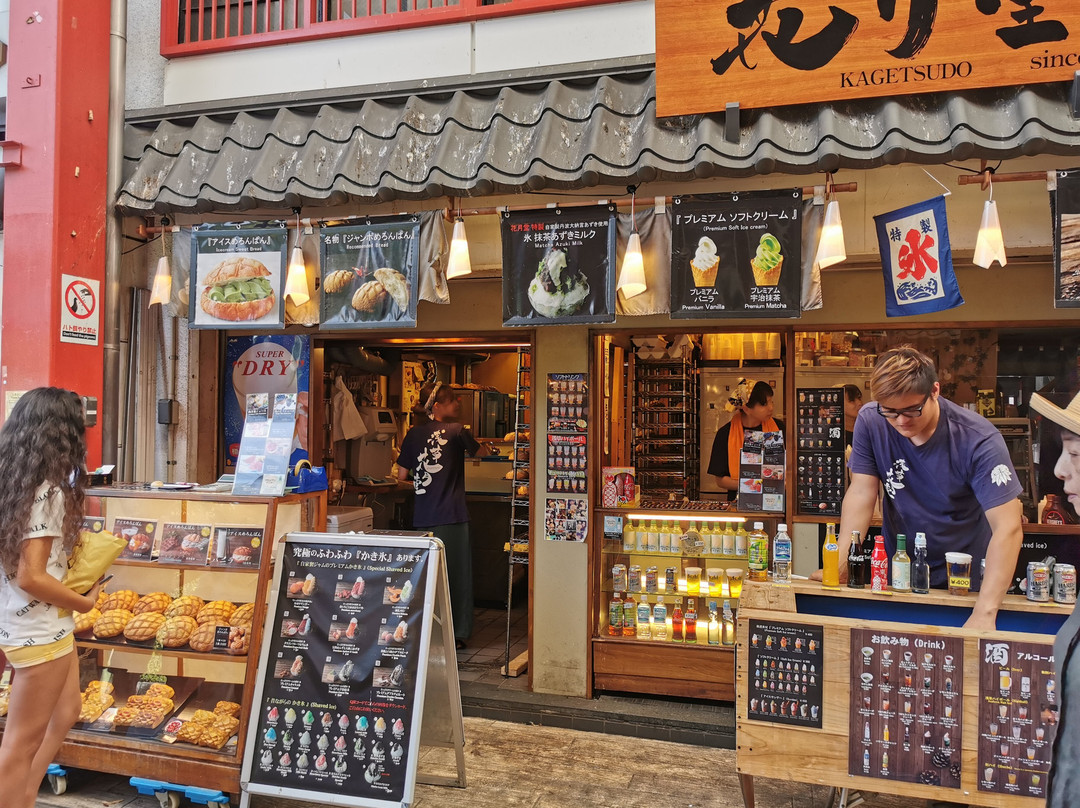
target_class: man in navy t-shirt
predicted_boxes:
[831,346,1023,630]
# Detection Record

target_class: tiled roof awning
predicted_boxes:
[119,70,1080,214]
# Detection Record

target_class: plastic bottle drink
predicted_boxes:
[721,523,736,557]
[822,522,840,588]
[636,520,649,553]
[870,535,889,592]
[636,597,652,639]
[669,521,684,554]
[707,602,720,645]
[735,524,749,558]
[912,532,931,594]
[772,523,792,585]
[709,522,725,556]
[684,598,698,643]
[658,521,673,554]
[622,597,637,637]
[671,599,684,643]
[721,599,736,646]
[847,530,866,588]
[891,533,912,593]
[622,519,636,552]
[747,522,769,582]
[646,520,659,553]
[651,596,668,641]
[608,593,623,636]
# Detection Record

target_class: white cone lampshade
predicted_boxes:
[617,232,647,299]
[284,245,311,306]
[973,199,1007,268]
[149,255,172,307]
[814,200,847,269]
[447,218,472,279]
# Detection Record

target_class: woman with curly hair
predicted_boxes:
[0,387,106,808]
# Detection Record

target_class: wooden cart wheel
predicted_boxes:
[47,773,67,795]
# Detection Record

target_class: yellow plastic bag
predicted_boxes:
[63,527,126,595]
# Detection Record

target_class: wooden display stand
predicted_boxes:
[735,581,1070,808]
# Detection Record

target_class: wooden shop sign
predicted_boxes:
[656,1,1080,116]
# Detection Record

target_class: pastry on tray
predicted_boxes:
[123,611,166,642]
[157,615,198,648]
[126,694,174,714]
[100,589,139,613]
[164,595,204,619]
[229,602,255,626]
[189,621,223,653]
[113,706,167,729]
[133,592,173,615]
[214,701,241,717]
[85,680,115,696]
[93,609,134,639]
[73,607,101,633]
[144,683,175,700]
[196,600,236,625]
[78,692,114,723]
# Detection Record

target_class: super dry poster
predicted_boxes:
[670,191,802,319]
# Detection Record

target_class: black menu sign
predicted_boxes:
[746,619,824,728]
[736,430,784,513]
[796,388,846,517]
[670,190,802,319]
[243,534,437,806]
[849,629,964,790]
[977,638,1058,799]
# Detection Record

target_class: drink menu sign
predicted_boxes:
[243,534,438,807]
[547,373,588,495]
[796,388,846,517]
[233,393,296,497]
[670,192,802,320]
[736,430,784,513]
[977,638,1058,799]
[746,619,824,729]
[849,629,964,790]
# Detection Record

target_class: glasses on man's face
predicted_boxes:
[876,394,931,420]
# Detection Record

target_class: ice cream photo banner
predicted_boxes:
[319,215,421,330]
[669,190,803,319]
[501,205,616,326]
[189,224,289,330]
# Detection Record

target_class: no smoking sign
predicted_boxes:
[60,274,100,345]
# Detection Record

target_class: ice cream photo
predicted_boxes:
[750,233,783,286]
[691,236,719,287]
[528,248,590,318]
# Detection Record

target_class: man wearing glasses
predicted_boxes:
[828,346,1024,630]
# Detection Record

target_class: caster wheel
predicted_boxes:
[47,773,67,795]
[209,802,229,808]
[156,792,181,808]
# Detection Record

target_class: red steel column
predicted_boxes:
[2,2,110,463]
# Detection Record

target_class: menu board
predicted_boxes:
[849,629,964,790]
[154,522,213,565]
[977,638,1059,799]
[736,430,784,513]
[796,388,846,516]
[233,393,296,496]
[547,373,588,433]
[746,619,824,728]
[243,534,440,807]
[113,517,158,561]
[209,526,265,568]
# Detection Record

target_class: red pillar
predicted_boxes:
[1,2,111,463]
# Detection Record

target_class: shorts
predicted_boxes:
[0,634,75,668]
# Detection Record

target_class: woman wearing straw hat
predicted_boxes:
[707,379,783,501]
[1029,390,1080,807]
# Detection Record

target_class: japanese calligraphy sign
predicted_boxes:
[1051,168,1080,307]
[874,196,964,317]
[657,1,1080,115]
[501,205,616,326]
[319,216,421,330]
[670,190,802,319]
[189,225,288,329]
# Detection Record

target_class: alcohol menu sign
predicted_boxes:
[849,629,964,790]
[746,619,824,729]
[656,2,1080,116]
[243,534,437,807]
[670,192,802,320]
[976,638,1058,799]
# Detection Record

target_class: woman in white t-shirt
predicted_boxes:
[0,388,106,808]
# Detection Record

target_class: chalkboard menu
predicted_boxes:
[242,533,443,807]
[976,638,1058,799]
[746,619,824,728]
[796,388,845,516]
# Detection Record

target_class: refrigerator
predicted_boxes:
[452,387,510,439]
[699,367,785,495]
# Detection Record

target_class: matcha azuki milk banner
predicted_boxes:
[670,190,802,319]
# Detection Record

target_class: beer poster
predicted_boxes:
[189,225,288,330]
[670,191,803,319]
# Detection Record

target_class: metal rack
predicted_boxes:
[504,347,531,675]
[632,354,700,500]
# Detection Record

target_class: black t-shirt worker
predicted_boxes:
[708,379,783,501]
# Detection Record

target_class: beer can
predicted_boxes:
[645,566,658,594]
[1053,563,1077,604]
[628,565,642,593]
[612,564,628,593]
[1027,562,1051,602]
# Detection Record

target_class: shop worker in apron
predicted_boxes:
[817,346,1023,631]
[1029,389,1080,808]
[708,379,783,500]
[398,382,490,649]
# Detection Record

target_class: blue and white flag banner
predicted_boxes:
[873,196,964,317]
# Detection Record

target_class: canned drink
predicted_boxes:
[665,567,677,592]
[645,566,658,594]
[1053,564,1077,604]
[628,565,642,593]
[1027,563,1051,602]
[612,564,628,593]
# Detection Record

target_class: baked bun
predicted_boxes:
[165,595,204,619]
[230,602,256,626]
[100,590,139,613]
[74,608,101,633]
[189,621,222,653]
[145,683,176,700]
[93,609,134,638]
[197,600,236,626]
[199,256,275,322]
[374,268,410,312]
[157,616,198,648]
[124,611,166,642]
[133,592,173,615]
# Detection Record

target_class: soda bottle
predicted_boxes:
[671,598,684,643]
[822,522,840,588]
[636,596,652,639]
[747,522,769,582]
[608,593,623,636]
[622,597,636,637]
[773,523,792,584]
[651,596,668,641]
[870,535,889,592]
[891,534,912,593]
[685,598,698,643]
[911,532,930,594]
[847,530,866,588]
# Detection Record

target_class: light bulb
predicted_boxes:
[447,218,472,279]
[617,232,647,299]
[815,199,847,269]
[284,245,311,306]
[149,255,172,306]
[973,199,1007,268]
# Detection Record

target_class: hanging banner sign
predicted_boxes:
[189,225,288,329]
[1052,168,1080,307]
[501,205,616,326]
[656,2,1080,116]
[874,196,964,317]
[319,216,420,330]
[670,190,802,319]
